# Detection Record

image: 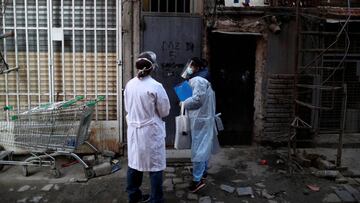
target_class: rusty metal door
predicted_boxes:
[142,15,202,146]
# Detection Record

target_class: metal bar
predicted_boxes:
[0,92,117,96]
[0,26,117,31]
[25,0,31,109]
[116,0,123,143]
[12,0,20,111]
[72,0,76,98]
[61,0,65,100]
[296,84,343,90]
[175,0,177,12]
[48,0,54,103]
[300,31,360,35]
[94,0,98,120]
[2,0,9,120]
[183,0,185,13]
[36,0,41,104]
[299,49,344,52]
[337,84,347,167]
[83,0,86,98]
[299,66,344,70]
[295,99,333,110]
[289,0,300,174]
[105,0,109,120]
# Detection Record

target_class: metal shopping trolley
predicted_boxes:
[0,96,104,178]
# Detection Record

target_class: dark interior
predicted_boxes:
[210,33,257,145]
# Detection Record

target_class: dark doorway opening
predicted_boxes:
[210,33,256,145]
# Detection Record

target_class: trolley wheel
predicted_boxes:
[22,166,29,177]
[51,169,61,178]
[84,168,95,179]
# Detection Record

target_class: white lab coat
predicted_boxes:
[124,76,170,172]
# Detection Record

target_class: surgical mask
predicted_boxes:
[186,67,193,75]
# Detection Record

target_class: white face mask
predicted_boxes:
[186,67,193,75]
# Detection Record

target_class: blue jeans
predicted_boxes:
[126,167,164,203]
[192,161,208,182]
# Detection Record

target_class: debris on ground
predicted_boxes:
[17,185,31,192]
[220,184,235,193]
[93,162,112,177]
[236,187,254,198]
[306,184,320,192]
[41,184,54,191]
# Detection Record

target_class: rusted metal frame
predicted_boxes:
[336,84,347,167]
[289,0,301,174]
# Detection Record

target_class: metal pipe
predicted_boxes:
[2,0,9,121]
[12,0,20,111]
[72,0,76,98]
[337,84,347,167]
[105,0,109,120]
[48,0,54,103]
[61,0,65,100]
[36,0,41,105]
[94,0,98,121]
[116,0,123,143]
[25,0,31,109]
[83,0,87,98]
[288,0,300,173]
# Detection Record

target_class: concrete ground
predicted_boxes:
[0,146,360,203]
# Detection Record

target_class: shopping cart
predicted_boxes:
[0,96,104,178]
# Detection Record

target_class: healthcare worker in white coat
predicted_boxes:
[124,51,170,203]
[181,57,220,193]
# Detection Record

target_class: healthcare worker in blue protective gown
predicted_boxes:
[181,57,220,193]
[125,51,170,203]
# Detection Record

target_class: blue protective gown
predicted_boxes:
[183,76,220,162]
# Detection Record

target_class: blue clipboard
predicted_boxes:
[174,81,193,102]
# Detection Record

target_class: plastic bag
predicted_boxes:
[215,113,224,132]
[174,103,191,149]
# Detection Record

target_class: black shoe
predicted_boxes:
[140,194,150,203]
[188,180,206,193]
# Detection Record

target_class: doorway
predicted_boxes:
[210,33,257,145]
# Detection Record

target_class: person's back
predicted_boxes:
[125,77,169,124]
[124,51,170,203]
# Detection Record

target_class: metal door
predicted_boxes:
[142,15,202,145]
[0,0,123,151]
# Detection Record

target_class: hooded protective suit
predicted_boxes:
[183,76,220,162]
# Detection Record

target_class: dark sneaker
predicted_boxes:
[140,194,150,203]
[188,180,206,193]
[242,2,250,7]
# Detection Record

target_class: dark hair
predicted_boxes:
[191,57,204,69]
[136,59,153,78]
